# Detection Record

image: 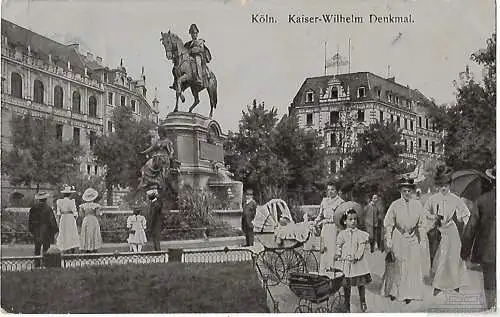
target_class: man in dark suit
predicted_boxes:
[146,188,164,251]
[241,189,257,247]
[461,167,496,311]
[365,194,385,252]
[28,192,59,267]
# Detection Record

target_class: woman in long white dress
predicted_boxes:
[56,185,80,253]
[314,182,344,273]
[382,178,427,304]
[424,166,470,296]
[79,188,103,253]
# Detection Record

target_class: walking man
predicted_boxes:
[29,192,59,267]
[242,189,257,246]
[365,194,384,252]
[147,188,163,251]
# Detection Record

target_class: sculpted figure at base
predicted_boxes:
[161,24,218,117]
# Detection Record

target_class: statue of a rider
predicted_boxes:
[170,24,212,89]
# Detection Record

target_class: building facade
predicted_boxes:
[289,72,442,174]
[1,19,159,205]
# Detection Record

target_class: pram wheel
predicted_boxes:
[255,250,285,286]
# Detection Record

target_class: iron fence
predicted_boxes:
[1,255,42,272]
[61,251,169,268]
[182,246,254,263]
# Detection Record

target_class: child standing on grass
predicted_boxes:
[335,209,372,313]
[127,206,147,253]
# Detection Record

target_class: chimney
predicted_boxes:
[86,52,94,60]
[96,56,103,64]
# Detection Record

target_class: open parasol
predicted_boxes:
[450,169,493,201]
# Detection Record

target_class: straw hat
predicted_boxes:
[34,191,50,200]
[61,184,75,194]
[486,167,496,180]
[397,177,416,189]
[82,188,99,202]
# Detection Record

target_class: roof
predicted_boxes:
[291,71,431,110]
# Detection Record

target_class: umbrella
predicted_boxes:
[450,169,493,201]
[334,201,364,228]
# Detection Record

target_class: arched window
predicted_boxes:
[11,72,22,98]
[54,86,63,108]
[89,96,97,117]
[72,91,81,113]
[33,79,44,104]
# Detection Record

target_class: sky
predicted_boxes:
[1,0,495,133]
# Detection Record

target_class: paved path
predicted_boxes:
[257,249,488,313]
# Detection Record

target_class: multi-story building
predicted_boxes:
[1,18,159,204]
[289,72,442,174]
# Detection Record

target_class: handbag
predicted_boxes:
[385,251,396,263]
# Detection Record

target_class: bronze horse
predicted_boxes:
[160,31,218,118]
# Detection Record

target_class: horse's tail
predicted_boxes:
[209,73,217,109]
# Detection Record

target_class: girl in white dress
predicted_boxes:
[56,185,80,253]
[335,209,371,312]
[127,206,147,253]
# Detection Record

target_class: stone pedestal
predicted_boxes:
[161,112,226,190]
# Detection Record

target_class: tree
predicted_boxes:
[340,121,408,205]
[272,114,328,204]
[224,100,290,203]
[93,106,154,205]
[1,114,82,192]
[430,34,496,171]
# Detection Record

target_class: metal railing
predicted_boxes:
[61,251,169,268]
[1,255,42,271]
[182,246,253,263]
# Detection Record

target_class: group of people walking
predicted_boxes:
[308,165,496,312]
[28,185,166,261]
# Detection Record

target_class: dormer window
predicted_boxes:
[357,87,366,98]
[388,93,392,102]
[376,88,381,98]
[306,91,314,102]
[331,87,338,99]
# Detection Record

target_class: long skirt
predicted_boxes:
[56,214,80,251]
[80,215,103,251]
[381,230,425,301]
[420,234,431,279]
[431,222,468,290]
[319,223,338,273]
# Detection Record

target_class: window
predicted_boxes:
[73,127,80,146]
[396,116,400,127]
[391,114,394,123]
[89,96,97,117]
[357,110,365,122]
[339,160,344,169]
[388,94,392,102]
[425,139,429,152]
[87,165,91,174]
[94,166,98,175]
[431,141,436,153]
[54,86,63,108]
[331,87,338,99]
[131,100,136,113]
[330,133,336,147]
[56,124,63,141]
[418,138,422,148]
[379,110,383,122]
[11,72,22,98]
[357,87,366,98]
[72,91,81,113]
[108,92,113,105]
[410,141,414,153]
[121,77,125,86]
[377,89,381,98]
[104,73,108,83]
[410,120,414,131]
[306,91,314,102]
[338,133,343,147]
[330,160,337,174]
[108,121,113,133]
[330,111,339,124]
[426,118,429,130]
[306,113,313,125]
[89,130,96,149]
[33,80,44,104]
[120,95,126,106]
[404,118,408,129]
[419,117,422,128]
[404,139,408,151]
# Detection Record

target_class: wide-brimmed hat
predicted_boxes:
[189,23,199,34]
[146,188,158,196]
[34,192,50,200]
[486,167,496,180]
[397,177,416,189]
[60,184,75,194]
[245,188,254,195]
[82,188,99,202]
[434,165,454,185]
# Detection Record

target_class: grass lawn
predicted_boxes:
[1,262,268,313]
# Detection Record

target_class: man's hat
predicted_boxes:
[397,177,416,189]
[434,165,454,185]
[245,188,254,195]
[486,167,496,180]
[34,191,50,200]
[146,188,158,196]
[82,188,99,202]
[61,184,75,194]
[189,24,199,34]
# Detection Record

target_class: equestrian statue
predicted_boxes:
[161,24,218,118]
